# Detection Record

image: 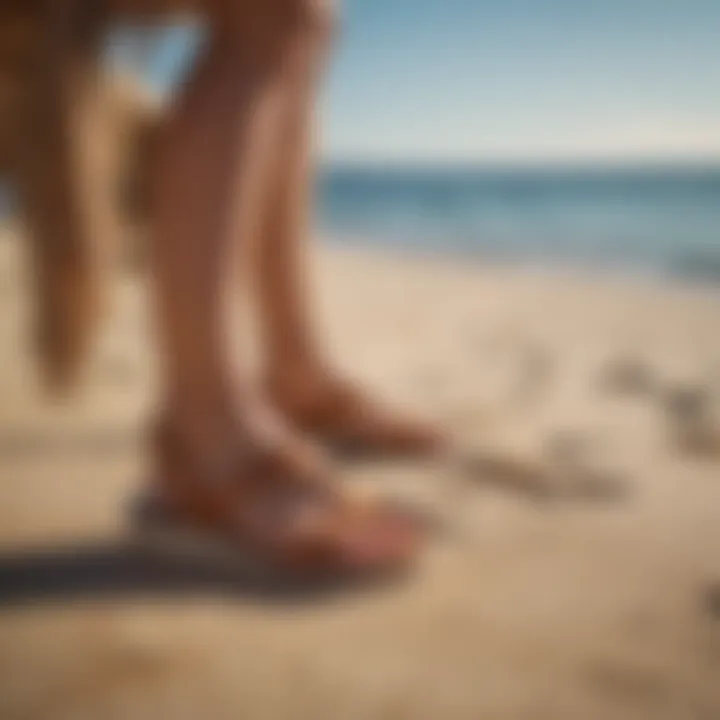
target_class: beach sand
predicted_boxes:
[0,230,719,720]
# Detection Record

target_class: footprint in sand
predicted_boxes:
[583,655,670,706]
[598,356,657,397]
[453,430,628,504]
[703,583,720,621]
[598,357,720,461]
[662,383,720,459]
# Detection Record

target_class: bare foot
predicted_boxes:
[134,416,425,581]
[267,374,447,459]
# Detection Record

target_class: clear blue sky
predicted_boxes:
[112,0,720,165]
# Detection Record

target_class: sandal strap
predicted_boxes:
[149,419,368,539]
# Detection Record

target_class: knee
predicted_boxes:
[290,0,337,41]
[210,0,337,49]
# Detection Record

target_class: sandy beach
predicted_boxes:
[0,229,719,720]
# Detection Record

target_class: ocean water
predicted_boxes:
[317,166,720,282]
[2,165,719,283]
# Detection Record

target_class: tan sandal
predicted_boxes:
[130,425,426,583]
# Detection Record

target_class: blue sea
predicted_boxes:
[2,165,719,283]
[317,165,720,283]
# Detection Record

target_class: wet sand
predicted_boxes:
[1,232,719,720]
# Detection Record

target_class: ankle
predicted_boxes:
[266,359,332,398]
[154,416,232,475]
[153,397,240,473]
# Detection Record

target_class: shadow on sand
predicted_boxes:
[0,540,402,608]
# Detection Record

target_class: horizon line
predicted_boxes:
[318,157,720,172]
